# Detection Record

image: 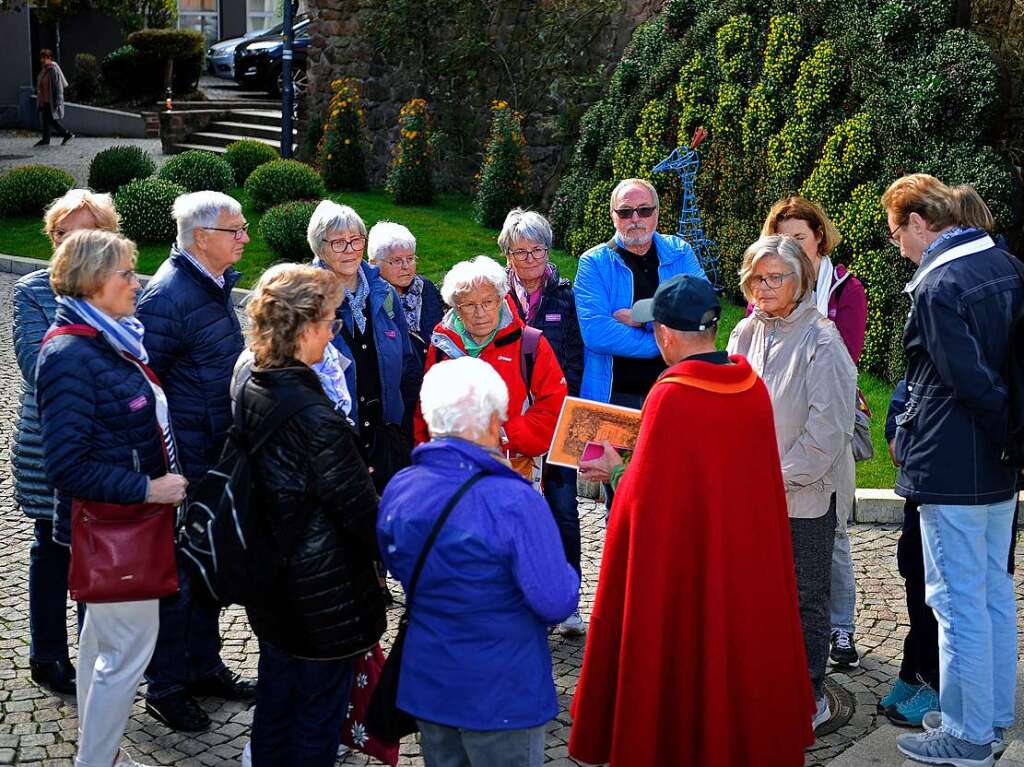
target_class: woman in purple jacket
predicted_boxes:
[760,196,867,671]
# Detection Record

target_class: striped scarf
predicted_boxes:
[313,257,370,333]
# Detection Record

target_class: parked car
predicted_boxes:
[233,16,310,97]
[207,24,283,80]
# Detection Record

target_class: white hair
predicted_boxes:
[305,199,366,256]
[440,255,508,305]
[609,177,660,212]
[420,357,509,439]
[173,191,242,249]
[497,208,552,255]
[367,220,416,263]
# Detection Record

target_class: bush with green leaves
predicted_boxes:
[244,159,326,212]
[0,166,76,217]
[474,100,532,228]
[158,150,234,193]
[87,146,156,194]
[317,77,368,192]
[114,177,185,242]
[224,140,279,186]
[100,31,203,101]
[71,53,100,102]
[387,99,434,205]
[260,201,318,262]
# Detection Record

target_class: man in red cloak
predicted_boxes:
[571,275,816,767]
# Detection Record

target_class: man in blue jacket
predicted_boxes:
[135,191,255,731]
[574,178,706,408]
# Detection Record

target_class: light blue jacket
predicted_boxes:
[575,232,706,402]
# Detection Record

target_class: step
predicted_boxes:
[185,131,291,150]
[227,109,285,127]
[170,140,297,155]
[205,120,294,141]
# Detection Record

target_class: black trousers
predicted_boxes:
[39,108,70,143]
[897,500,940,690]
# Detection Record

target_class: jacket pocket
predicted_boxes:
[893,393,919,468]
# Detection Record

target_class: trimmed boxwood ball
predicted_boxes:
[87,146,156,193]
[115,177,186,243]
[0,165,76,216]
[158,150,234,193]
[260,201,318,262]
[244,159,326,213]
[224,140,279,186]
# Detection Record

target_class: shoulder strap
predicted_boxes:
[41,324,98,347]
[404,472,487,611]
[519,325,542,393]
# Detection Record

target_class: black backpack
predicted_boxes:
[181,380,319,607]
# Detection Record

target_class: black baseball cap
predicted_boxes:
[631,275,720,331]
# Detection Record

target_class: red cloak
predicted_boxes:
[569,355,815,767]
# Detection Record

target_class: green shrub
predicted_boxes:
[224,140,279,186]
[317,77,368,192]
[100,31,203,101]
[87,146,156,194]
[387,98,434,205]
[716,14,758,84]
[158,150,234,193]
[474,100,532,229]
[71,53,100,102]
[115,177,185,242]
[0,166,76,217]
[101,46,148,100]
[244,159,326,212]
[260,201,318,262]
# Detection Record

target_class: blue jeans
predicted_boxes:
[417,719,545,767]
[251,641,354,767]
[543,462,581,576]
[919,499,1017,744]
[830,522,857,634]
[29,519,75,663]
[144,552,226,700]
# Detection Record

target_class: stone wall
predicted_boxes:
[304,0,665,203]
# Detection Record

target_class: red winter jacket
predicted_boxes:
[413,303,567,458]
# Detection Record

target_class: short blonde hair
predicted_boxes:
[50,229,137,298]
[950,184,995,231]
[43,189,120,245]
[440,255,508,306]
[739,235,815,304]
[881,173,958,231]
[246,264,343,368]
[761,196,841,256]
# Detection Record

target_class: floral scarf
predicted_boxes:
[401,274,425,332]
[510,264,552,323]
[314,257,370,334]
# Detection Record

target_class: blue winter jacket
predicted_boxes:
[378,438,579,731]
[575,232,706,402]
[894,229,1024,505]
[36,305,169,509]
[135,252,244,484]
[329,261,418,426]
[12,269,59,525]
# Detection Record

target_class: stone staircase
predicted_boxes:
[167,108,297,155]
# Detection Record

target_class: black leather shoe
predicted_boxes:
[145,691,210,731]
[61,133,74,146]
[187,667,256,702]
[33,140,50,147]
[30,659,76,695]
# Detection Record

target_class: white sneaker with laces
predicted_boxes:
[559,611,586,636]
[812,696,831,730]
[922,713,1006,758]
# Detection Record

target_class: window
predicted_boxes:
[178,0,219,45]
[246,0,278,33]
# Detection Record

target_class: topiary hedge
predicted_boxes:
[224,140,279,186]
[88,146,156,194]
[318,77,369,192]
[474,100,532,228]
[244,159,326,212]
[115,177,185,243]
[158,150,234,194]
[0,166,76,217]
[260,200,318,262]
[387,99,434,205]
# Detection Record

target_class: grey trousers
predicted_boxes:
[791,495,837,700]
[417,719,545,767]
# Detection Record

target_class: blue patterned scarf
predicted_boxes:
[57,295,149,363]
[313,257,370,334]
[401,275,425,332]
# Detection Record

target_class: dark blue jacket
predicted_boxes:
[12,269,59,524]
[36,305,168,510]
[378,438,579,730]
[330,261,418,426]
[410,275,444,364]
[507,265,584,397]
[135,252,244,484]
[894,229,1024,504]
[885,380,908,444]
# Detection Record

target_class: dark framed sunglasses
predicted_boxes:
[613,206,658,219]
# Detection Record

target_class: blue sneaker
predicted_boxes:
[922,714,1007,757]
[878,678,922,713]
[887,684,939,727]
[897,729,994,767]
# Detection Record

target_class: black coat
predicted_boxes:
[236,364,386,659]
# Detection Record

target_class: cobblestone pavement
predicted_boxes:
[1,269,1022,766]
[0,131,167,187]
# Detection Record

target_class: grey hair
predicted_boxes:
[367,220,416,263]
[609,178,660,212]
[497,208,553,255]
[440,255,508,305]
[739,234,815,304]
[173,191,242,249]
[305,200,367,256]
[420,357,509,440]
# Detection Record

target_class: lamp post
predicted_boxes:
[280,0,296,158]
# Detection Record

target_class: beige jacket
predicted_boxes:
[728,296,857,519]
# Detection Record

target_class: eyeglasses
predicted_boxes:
[202,223,250,241]
[509,246,549,262]
[323,235,367,254]
[888,222,904,246]
[752,272,795,290]
[114,268,139,282]
[613,206,657,219]
[314,318,345,335]
[384,255,417,268]
[455,298,500,315]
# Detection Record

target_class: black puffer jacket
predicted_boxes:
[234,363,386,660]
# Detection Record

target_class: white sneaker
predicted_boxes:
[559,611,586,636]
[113,751,157,767]
[338,743,350,757]
[241,741,252,767]
[812,696,831,729]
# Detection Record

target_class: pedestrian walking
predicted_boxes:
[35,49,73,146]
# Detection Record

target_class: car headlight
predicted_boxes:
[244,41,280,51]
